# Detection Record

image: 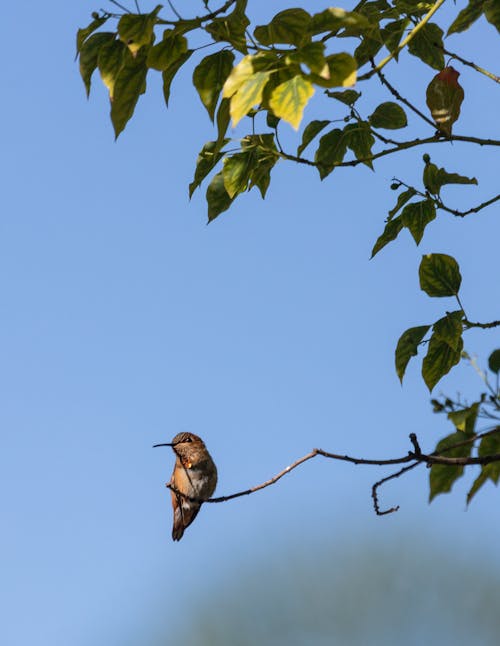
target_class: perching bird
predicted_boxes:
[154,432,217,541]
[426,66,464,136]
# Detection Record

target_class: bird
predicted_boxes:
[153,432,217,541]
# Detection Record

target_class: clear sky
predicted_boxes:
[2,2,499,645]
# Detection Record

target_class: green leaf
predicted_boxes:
[189,140,229,198]
[162,50,192,107]
[447,402,479,434]
[311,8,372,35]
[117,5,162,56]
[309,53,357,88]
[216,98,231,149]
[269,75,315,130]
[254,9,312,47]
[147,30,188,71]
[388,188,416,221]
[97,38,126,99]
[432,310,464,351]
[111,48,149,138]
[343,122,375,169]
[407,23,444,70]
[206,171,234,222]
[314,128,348,180]
[242,134,278,198]
[79,32,116,97]
[205,0,250,53]
[423,160,477,195]
[223,151,256,198]
[484,0,500,34]
[354,34,383,67]
[76,14,109,54]
[395,324,431,383]
[193,50,235,121]
[467,431,500,504]
[369,102,407,130]
[297,120,330,156]
[488,349,500,374]
[422,333,463,391]
[288,42,326,75]
[429,431,471,501]
[447,0,484,35]
[401,199,436,245]
[381,18,409,55]
[419,253,462,297]
[371,216,404,257]
[325,90,361,106]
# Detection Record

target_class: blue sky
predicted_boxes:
[2,2,500,644]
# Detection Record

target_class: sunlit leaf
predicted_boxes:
[228,71,271,128]
[269,75,315,130]
[447,402,478,434]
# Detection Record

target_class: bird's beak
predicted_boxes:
[153,443,174,448]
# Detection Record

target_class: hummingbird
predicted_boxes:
[153,432,217,541]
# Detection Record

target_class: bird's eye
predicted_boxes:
[185,436,192,442]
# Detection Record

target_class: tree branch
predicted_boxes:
[437,45,500,84]
[164,428,500,516]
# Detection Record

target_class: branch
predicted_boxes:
[437,45,500,84]
[464,319,500,330]
[164,428,500,516]
[358,0,447,81]
[276,134,500,173]
[437,193,500,218]
[372,64,436,129]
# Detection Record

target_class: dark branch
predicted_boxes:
[437,45,500,84]
[164,428,500,515]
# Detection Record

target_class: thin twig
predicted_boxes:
[372,64,436,129]
[438,45,500,84]
[464,319,500,329]
[109,0,131,12]
[372,462,422,515]
[437,193,500,218]
[167,0,183,20]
